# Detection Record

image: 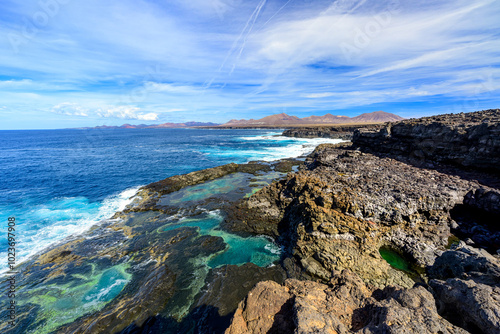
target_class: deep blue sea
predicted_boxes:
[0,128,341,273]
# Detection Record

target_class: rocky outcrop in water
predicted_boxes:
[353,109,500,173]
[282,124,384,140]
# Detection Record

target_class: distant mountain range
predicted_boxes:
[77,111,403,129]
[76,121,220,129]
[220,111,404,127]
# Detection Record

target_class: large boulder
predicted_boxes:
[225,270,468,334]
[429,244,500,334]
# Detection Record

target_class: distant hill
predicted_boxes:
[220,111,404,127]
[351,111,404,123]
[77,121,220,130]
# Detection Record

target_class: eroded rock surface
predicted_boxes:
[282,124,384,140]
[225,270,468,334]
[353,109,500,173]
[428,243,500,334]
[224,143,496,288]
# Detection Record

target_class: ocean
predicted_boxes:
[0,128,342,274]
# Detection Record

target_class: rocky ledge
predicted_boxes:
[353,109,500,173]
[283,124,384,140]
[224,109,500,333]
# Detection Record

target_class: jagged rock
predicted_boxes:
[464,188,500,216]
[195,263,287,318]
[224,143,494,287]
[429,243,500,334]
[430,279,500,334]
[282,124,385,140]
[225,270,468,334]
[225,280,295,334]
[353,109,500,173]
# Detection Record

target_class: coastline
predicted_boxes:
[0,130,345,334]
[3,110,500,334]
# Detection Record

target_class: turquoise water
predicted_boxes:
[159,171,285,206]
[159,173,250,205]
[163,212,281,268]
[18,264,131,334]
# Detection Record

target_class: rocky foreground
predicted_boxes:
[224,109,500,334]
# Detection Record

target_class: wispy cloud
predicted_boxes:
[0,0,499,129]
[143,82,201,94]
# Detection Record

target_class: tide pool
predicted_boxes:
[18,263,131,334]
[163,211,281,268]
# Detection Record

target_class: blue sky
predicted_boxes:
[0,0,499,129]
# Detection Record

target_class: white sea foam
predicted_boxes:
[0,186,142,276]
[264,243,281,255]
[235,132,345,161]
[84,278,129,304]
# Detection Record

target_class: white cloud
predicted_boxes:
[52,102,89,117]
[51,103,159,121]
[0,79,33,87]
[143,82,200,94]
[96,106,159,121]
[247,0,498,72]
[136,112,159,121]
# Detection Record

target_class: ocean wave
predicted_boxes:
[0,186,141,275]
[203,132,345,162]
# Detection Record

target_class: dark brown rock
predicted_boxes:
[429,243,500,334]
[352,109,500,173]
[225,270,467,334]
[224,143,495,287]
[282,124,385,140]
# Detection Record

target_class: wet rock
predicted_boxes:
[127,161,292,212]
[195,263,287,318]
[273,158,302,173]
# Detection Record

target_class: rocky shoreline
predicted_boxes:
[3,109,499,334]
[224,109,500,334]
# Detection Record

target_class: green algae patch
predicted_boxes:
[446,235,461,249]
[379,247,411,272]
[379,247,426,284]
[19,263,131,334]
